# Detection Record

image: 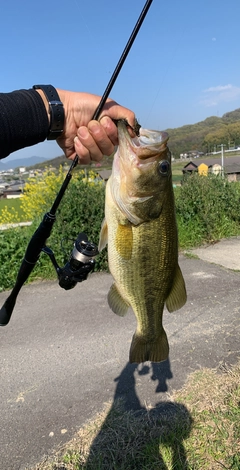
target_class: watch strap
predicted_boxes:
[33,85,64,140]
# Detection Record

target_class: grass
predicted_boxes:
[27,360,240,470]
[182,251,199,260]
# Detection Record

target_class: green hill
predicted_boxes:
[27,152,115,172]
[27,108,240,169]
[165,108,240,157]
[27,155,67,170]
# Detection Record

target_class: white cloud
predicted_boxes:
[200,84,240,107]
[204,84,232,93]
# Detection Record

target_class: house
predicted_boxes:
[182,161,198,174]
[0,180,9,196]
[224,164,240,182]
[198,163,208,176]
[18,167,26,174]
[211,164,222,176]
[2,181,25,198]
[180,150,204,159]
[182,160,240,182]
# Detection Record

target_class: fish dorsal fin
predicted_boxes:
[108,283,129,316]
[98,218,108,252]
[115,224,133,260]
[165,264,187,312]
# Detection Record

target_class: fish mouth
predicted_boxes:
[117,120,169,161]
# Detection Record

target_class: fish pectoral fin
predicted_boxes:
[108,283,129,317]
[129,329,169,363]
[98,218,108,252]
[165,264,187,313]
[115,224,133,260]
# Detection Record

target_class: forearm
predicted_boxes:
[0,89,49,159]
[0,86,136,163]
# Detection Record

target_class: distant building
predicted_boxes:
[2,182,25,198]
[224,165,240,182]
[198,163,208,176]
[212,164,222,176]
[18,167,26,173]
[180,150,204,159]
[182,160,240,182]
[182,161,198,175]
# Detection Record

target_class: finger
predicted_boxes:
[99,114,136,139]
[74,135,91,165]
[88,120,115,155]
[78,125,103,161]
[98,116,118,145]
[100,102,136,129]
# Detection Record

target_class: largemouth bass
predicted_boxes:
[98,120,187,363]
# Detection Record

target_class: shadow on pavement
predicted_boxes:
[85,359,193,469]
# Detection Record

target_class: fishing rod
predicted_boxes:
[0,0,153,326]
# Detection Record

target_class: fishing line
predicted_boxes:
[70,0,121,90]
[72,0,95,40]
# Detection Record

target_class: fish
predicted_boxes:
[98,120,187,363]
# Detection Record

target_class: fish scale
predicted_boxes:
[99,121,187,363]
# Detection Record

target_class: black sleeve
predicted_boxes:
[0,88,50,159]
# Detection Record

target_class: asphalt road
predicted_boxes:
[0,238,240,470]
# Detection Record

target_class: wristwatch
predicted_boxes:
[33,84,64,140]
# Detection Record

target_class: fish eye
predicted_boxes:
[158,160,170,175]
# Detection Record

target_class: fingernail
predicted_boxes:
[78,127,88,138]
[98,116,109,127]
[89,121,100,132]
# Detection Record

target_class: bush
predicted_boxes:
[2,170,240,292]
[20,166,67,219]
[0,226,32,291]
[49,174,108,272]
[175,173,240,248]
[0,169,108,291]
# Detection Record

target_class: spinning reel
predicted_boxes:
[42,233,98,291]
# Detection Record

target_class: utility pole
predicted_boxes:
[217,144,226,177]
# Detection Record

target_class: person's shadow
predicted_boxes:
[84,359,193,469]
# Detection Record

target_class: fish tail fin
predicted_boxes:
[129,329,169,364]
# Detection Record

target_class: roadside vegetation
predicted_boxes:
[28,360,240,470]
[175,172,240,248]
[1,168,240,291]
[0,168,107,291]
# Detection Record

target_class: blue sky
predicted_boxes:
[1,0,240,161]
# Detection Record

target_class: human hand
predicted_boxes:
[55,90,136,164]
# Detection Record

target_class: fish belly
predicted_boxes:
[106,196,178,363]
